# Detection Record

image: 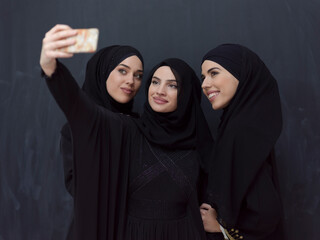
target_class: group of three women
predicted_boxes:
[40,24,283,240]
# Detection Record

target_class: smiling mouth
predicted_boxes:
[208,92,220,102]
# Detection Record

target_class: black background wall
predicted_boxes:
[1,0,319,239]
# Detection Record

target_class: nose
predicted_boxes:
[201,77,209,89]
[125,74,134,85]
[156,83,166,95]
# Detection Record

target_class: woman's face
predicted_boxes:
[201,60,239,110]
[148,66,178,113]
[106,55,143,103]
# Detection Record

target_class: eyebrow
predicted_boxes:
[152,76,177,82]
[166,79,177,83]
[119,63,130,69]
[207,67,220,73]
[118,63,143,72]
[201,67,221,77]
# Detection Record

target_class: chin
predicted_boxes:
[151,105,164,113]
[150,105,171,113]
[211,104,221,111]
[117,97,132,104]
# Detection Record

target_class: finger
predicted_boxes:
[46,50,74,59]
[200,209,207,215]
[46,24,73,36]
[44,37,76,52]
[42,47,74,59]
[200,203,212,210]
[208,207,218,214]
[45,29,78,44]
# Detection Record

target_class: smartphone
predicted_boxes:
[61,28,99,53]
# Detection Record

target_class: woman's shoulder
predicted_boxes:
[98,107,140,132]
[225,119,263,138]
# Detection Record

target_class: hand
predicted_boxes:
[40,24,77,77]
[200,203,222,233]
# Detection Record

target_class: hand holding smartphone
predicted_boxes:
[60,28,99,53]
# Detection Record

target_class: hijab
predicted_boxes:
[81,45,144,115]
[134,58,213,169]
[202,44,282,227]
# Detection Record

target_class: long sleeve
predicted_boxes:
[206,232,225,240]
[43,61,135,239]
[44,61,96,127]
[197,169,224,239]
[60,123,74,196]
[42,62,82,197]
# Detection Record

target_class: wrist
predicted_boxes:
[41,60,57,77]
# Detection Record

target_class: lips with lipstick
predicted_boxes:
[207,91,220,102]
[153,96,168,104]
[121,87,134,95]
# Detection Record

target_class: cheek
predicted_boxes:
[171,97,178,111]
[106,80,112,93]
[231,87,238,97]
[106,74,119,91]
[135,81,142,91]
[106,81,118,100]
[171,92,178,106]
[227,81,238,97]
[148,86,153,99]
[149,83,156,94]
[221,84,238,107]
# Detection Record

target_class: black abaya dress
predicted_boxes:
[203,44,283,240]
[45,61,208,240]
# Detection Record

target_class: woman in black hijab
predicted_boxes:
[61,45,144,197]
[200,44,283,240]
[60,44,144,240]
[40,25,214,240]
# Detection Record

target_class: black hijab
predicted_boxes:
[202,44,282,227]
[81,45,144,115]
[134,58,213,168]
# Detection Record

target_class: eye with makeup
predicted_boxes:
[210,70,219,77]
[118,68,127,75]
[151,78,160,85]
[168,82,178,89]
[134,72,143,80]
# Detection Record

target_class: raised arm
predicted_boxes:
[40,25,96,126]
[40,24,77,76]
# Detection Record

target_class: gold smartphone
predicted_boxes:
[61,28,99,53]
